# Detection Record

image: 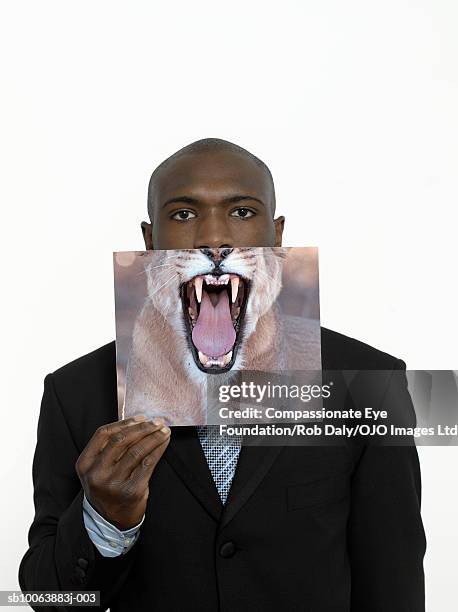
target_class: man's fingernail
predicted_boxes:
[133,414,146,421]
[161,426,171,435]
[152,417,165,426]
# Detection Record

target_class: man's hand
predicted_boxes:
[75,414,171,530]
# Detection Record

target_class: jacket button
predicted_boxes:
[74,566,86,579]
[77,558,89,570]
[219,541,236,558]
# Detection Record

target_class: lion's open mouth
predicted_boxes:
[180,273,249,373]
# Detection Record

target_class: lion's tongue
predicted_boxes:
[192,289,236,357]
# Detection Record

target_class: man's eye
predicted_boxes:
[171,210,196,221]
[230,208,255,219]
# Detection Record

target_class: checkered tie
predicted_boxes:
[196,425,243,504]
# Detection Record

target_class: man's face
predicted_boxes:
[141,150,285,250]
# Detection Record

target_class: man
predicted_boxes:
[19,138,426,611]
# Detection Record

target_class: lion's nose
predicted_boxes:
[200,247,233,263]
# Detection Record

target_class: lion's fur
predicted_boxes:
[123,248,320,425]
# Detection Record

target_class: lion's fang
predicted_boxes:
[231,277,239,303]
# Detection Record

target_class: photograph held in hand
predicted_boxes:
[114,246,321,426]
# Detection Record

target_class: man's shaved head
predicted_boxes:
[141,137,284,251]
[147,138,276,221]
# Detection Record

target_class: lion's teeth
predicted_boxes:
[198,350,232,367]
[195,277,203,303]
[203,274,230,285]
[231,277,239,303]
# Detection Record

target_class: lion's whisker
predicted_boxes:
[252,270,273,283]
[159,300,174,328]
[148,263,178,270]
[135,262,178,277]
[148,273,179,298]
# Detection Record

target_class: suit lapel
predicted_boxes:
[220,430,284,530]
[164,425,223,522]
[164,425,284,529]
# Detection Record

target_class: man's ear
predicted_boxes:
[274,215,285,246]
[141,221,154,250]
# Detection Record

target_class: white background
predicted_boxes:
[1,1,457,609]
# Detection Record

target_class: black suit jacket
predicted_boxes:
[19,327,426,611]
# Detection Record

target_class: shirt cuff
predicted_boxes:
[82,493,145,558]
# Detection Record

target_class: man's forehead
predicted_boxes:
[154,151,272,202]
